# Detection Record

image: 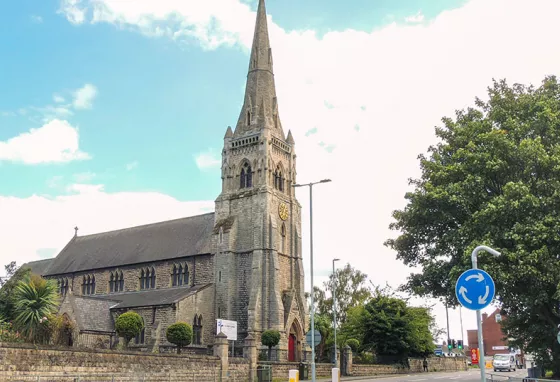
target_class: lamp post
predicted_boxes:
[293,179,332,382]
[332,258,340,367]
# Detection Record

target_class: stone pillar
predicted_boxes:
[244,333,258,382]
[214,332,229,381]
[343,345,353,376]
[335,348,341,368]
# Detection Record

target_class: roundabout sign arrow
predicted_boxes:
[455,269,495,310]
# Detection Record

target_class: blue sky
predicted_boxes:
[0,0,466,200]
[1,0,559,342]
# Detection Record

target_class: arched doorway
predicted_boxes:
[61,314,74,346]
[288,319,302,362]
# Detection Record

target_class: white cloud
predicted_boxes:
[0,186,214,275]
[0,119,91,164]
[53,94,65,103]
[73,84,98,109]
[52,0,560,342]
[30,15,43,23]
[194,149,221,170]
[73,172,96,182]
[405,11,424,23]
[126,160,139,171]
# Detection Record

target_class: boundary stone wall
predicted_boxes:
[0,342,249,381]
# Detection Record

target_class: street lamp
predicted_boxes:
[332,258,340,367]
[293,178,332,382]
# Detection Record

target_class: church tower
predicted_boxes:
[213,0,307,360]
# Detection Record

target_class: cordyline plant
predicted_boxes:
[13,274,59,343]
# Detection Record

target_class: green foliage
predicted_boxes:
[0,264,31,322]
[261,329,281,361]
[13,274,59,343]
[346,338,360,352]
[115,311,144,347]
[0,321,24,343]
[313,263,371,324]
[348,288,435,361]
[166,322,193,354]
[386,76,560,377]
[261,329,281,348]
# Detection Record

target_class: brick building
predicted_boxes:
[467,309,509,357]
[22,0,308,362]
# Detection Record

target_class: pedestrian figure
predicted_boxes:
[423,358,428,372]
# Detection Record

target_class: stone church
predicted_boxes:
[24,0,308,361]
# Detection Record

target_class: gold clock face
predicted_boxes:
[278,202,289,221]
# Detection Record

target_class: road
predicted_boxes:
[332,369,530,382]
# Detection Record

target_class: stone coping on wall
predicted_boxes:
[0,342,220,360]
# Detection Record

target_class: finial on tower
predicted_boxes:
[74,226,79,237]
[286,130,295,145]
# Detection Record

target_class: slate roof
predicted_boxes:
[45,213,215,276]
[20,258,53,276]
[71,295,119,333]
[98,284,212,309]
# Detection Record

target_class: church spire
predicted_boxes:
[234,0,283,138]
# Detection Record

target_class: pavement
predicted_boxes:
[320,368,531,382]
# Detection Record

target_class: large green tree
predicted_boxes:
[357,289,435,362]
[387,76,560,376]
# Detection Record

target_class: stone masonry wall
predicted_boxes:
[0,342,249,381]
[49,255,213,297]
[352,357,468,377]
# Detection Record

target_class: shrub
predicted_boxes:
[346,338,360,353]
[261,330,281,360]
[115,311,144,348]
[13,274,59,343]
[166,322,193,354]
[0,321,23,343]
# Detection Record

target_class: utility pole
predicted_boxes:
[445,298,451,355]
[332,258,340,367]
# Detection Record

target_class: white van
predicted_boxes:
[493,354,516,372]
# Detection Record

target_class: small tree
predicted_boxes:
[166,322,193,354]
[13,273,59,343]
[261,329,281,361]
[115,311,143,348]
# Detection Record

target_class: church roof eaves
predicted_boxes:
[20,258,54,276]
[45,213,216,276]
[103,283,212,309]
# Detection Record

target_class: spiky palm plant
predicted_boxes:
[13,274,59,343]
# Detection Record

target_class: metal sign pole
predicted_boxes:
[470,246,501,382]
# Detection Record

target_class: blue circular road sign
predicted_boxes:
[455,269,495,310]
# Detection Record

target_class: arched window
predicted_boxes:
[82,276,86,295]
[240,162,252,189]
[86,275,91,295]
[140,269,145,290]
[119,271,124,292]
[91,275,96,294]
[109,273,114,293]
[150,267,156,289]
[281,223,286,253]
[274,165,284,192]
[183,265,189,285]
[135,318,145,345]
[193,315,203,345]
[178,265,183,286]
[172,265,178,287]
[247,111,251,126]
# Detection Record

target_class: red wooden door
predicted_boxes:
[288,334,296,361]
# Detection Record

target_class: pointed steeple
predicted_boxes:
[286,130,294,145]
[234,0,283,138]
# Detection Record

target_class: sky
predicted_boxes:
[1,0,560,346]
